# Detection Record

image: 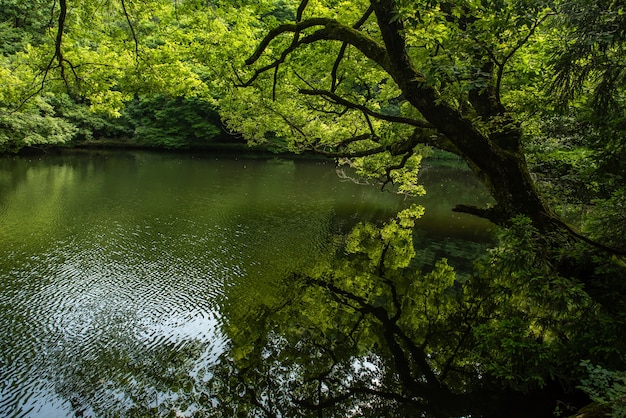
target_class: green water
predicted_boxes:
[0,151,491,417]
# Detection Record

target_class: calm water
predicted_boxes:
[0,151,491,417]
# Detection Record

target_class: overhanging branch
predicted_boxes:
[120,0,140,62]
[242,17,390,88]
[331,6,374,91]
[313,138,385,158]
[493,12,555,104]
[14,0,74,110]
[381,149,413,191]
[299,89,432,128]
[452,204,503,223]
[245,18,335,67]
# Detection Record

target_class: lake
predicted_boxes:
[0,150,491,417]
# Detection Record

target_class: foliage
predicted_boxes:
[0,0,52,54]
[541,0,626,253]
[123,95,224,149]
[550,0,626,117]
[48,93,133,141]
[0,0,625,413]
[0,96,77,152]
[578,360,626,418]
[201,210,624,417]
[525,115,597,203]
[471,216,601,388]
[583,190,626,253]
[0,0,283,152]
[345,204,425,267]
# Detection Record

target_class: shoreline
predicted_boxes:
[3,139,469,168]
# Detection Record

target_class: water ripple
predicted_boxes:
[0,220,233,417]
[0,154,473,416]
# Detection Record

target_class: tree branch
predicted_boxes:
[493,12,555,104]
[330,42,348,92]
[242,18,390,86]
[330,7,374,92]
[120,0,140,62]
[245,18,334,66]
[55,0,67,82]
[296,0,309,22]
[299,89,432,128]
[381,149,413,191]
[239,19,329,88]
[314,279,443,389]
[452,204,504,223]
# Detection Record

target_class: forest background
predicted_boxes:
[1,0,626,416]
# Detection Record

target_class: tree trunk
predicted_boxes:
[372,0,556,228]
[453,133,558,228]
[370,0,626,312]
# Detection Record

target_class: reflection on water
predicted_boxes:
[0,151,491,417]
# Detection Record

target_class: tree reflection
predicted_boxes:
[210,206,595,417]
[30,206,623,417]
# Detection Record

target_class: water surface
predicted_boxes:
[0,151,491,416]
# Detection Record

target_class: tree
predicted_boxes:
[4,0,621,246]
[548,0,626,252]
[123,95,225,149]
[2,1,625,413]
[0,0,219,150]
[0,0,53,54]
[216,0,626,309]
[206,209,609,417]
[222,0,552,224]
